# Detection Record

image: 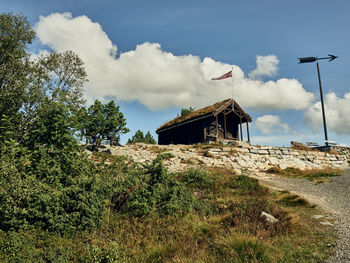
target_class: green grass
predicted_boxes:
[0,163,336,262]
[266,167,343,183]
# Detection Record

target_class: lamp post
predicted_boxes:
[298,54,338,147]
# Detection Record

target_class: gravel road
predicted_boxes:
[253,169,350,263]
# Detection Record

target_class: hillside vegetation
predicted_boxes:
[0,154,336,262]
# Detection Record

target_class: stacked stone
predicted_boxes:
[100,142,349,173]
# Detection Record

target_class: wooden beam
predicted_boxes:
[216,115,219,141]
[224,113,227,139]
[239,116,243,141]
[224,109,233,116]
[214,99,234,116]
[246,122,250,143]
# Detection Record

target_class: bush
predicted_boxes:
[158,152,175,160]
[231,175,268,196]
[111,157,194,217]
[180,168,214,190]
[0,141,107,234]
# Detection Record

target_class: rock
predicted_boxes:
[258,150,269,155]
[235,148,249,153]
[261,211,279,223]
[319,221,333,226]
[210,148,222,152]
[312,215,324,220]
[249,148,258,154]
[278,163,288,169]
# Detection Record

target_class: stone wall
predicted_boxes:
[101,142,349,173]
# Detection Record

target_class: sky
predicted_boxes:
[2,0,350,146]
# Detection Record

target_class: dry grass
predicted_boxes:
[148,145,169,154]
[291,144,318,151]
[266,167,343,183]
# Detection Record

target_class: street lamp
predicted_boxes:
[298,54,338,147]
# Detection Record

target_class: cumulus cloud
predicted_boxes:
[304,92,350,135]
[35,12,314,111]
[255,115,290,134]
[248,55,279,79]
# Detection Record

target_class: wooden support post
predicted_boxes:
[216,115,219,141]
[246,122,250,143]
[224,113,227,139]
[239,116,243,141]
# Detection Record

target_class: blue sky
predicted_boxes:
[2,0,350,146]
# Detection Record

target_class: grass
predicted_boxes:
[266,167,343,183]
[148,145,169,154]
[90,151,124,163]
[277,190,314,207]
[0,164,337,262]
[158,152,175,160]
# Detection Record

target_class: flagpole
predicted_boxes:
[231,67,233,100]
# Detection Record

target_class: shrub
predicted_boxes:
[111,157,194,217]
[0,141,107,234]
[180,168,214,190]
[230,175,268,196]
[158,152,175,160]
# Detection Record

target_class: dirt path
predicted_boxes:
[252,169,350,263]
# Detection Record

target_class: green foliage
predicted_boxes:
[180,168,214,190]
[0,13,35,108]
[157,152,175,160]
[111,157,194,217]
[144,131,157,144]
[81,100,129,150]
[180,107,194,117]
[37,50,87,112]
[231,175,268,195]
[0,13,35,139]
[0,139,107,234]
[1,13,88,143]
[127,130,156,144]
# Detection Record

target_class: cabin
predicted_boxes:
[156,98,252,145]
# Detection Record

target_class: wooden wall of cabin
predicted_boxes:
[158,120,205,145]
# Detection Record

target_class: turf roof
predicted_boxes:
[156,98,251,133]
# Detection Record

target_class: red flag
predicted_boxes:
[211,70,232,80]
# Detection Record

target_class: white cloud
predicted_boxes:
[35,12,314,111]
[304,92,350,135]
[255,115,290,134]
[248,55,279,79]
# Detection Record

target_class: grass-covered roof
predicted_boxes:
[156,98,251,133]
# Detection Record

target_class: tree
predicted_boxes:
[144,131,157,144]
[37,51,87,111]
[127,130,156,144]
[180,107,194,117]
[0,13,35,140]
[0,13,88,143]
[82,100,129,150]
